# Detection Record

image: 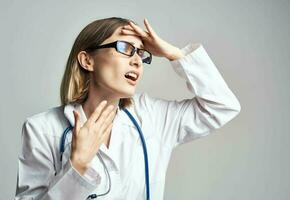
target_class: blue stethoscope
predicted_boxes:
[60,107,150,200]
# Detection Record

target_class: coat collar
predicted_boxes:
[63,101,141,171]
[64,102,137,129]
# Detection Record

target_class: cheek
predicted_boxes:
[94,57,127,83]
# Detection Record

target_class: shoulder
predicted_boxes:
[131,91,170,118]
[131,91,150,112]
[132,91,169,111]
[25,105,64,124]
[23,105,67,137]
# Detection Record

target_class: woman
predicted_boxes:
[15,17,241,199]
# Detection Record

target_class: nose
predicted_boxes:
[130,51,142,67]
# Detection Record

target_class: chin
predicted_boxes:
[114,88,135,99]
[121,91,135,98]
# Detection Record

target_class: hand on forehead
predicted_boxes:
[116,26,144,48]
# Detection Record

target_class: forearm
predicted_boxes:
[165,46,185,61]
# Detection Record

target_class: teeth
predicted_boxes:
[125,72,138,79]
[128,72,137,78]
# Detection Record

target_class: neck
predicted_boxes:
[82,87,119,120]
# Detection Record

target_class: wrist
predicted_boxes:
[70,156,89,175]
[165,47,184,61]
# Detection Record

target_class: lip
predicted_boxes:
[125,70,140,80]
[125,77,137,86]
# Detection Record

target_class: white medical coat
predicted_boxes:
[15,43,241,200]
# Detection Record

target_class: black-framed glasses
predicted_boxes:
[85,40,152,64]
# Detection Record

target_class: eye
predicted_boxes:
[137,49,145,56]
[117,41,134,54]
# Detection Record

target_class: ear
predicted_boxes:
[77,51,95,72]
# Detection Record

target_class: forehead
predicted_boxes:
[102,26,144,48]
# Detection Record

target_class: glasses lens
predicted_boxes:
[117,41,134,56]
[117,41,152,64]
[138,50,151,64]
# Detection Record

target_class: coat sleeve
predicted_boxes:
[139,43,241,148]
[15,118,100,200]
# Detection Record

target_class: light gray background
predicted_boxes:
[1,0,289,199]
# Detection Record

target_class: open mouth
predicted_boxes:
[124,71,139,85]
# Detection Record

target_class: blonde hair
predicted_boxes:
[60,17,135,109]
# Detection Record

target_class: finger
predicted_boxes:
[144,18,157,37]
[99,123,113,144]
[98,105,115,128]
[122,25,134,31]
[95,105,115,127]
[73,110,80,135]
[121,29,140,37]
[98,107,116,132]
[86,100,107,126]
[129,21,149,38]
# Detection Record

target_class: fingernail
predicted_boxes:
[102,100,107,104]
[73,110,77,117]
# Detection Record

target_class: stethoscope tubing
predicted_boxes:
[59,108,150,200]
[123,108,150,200]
